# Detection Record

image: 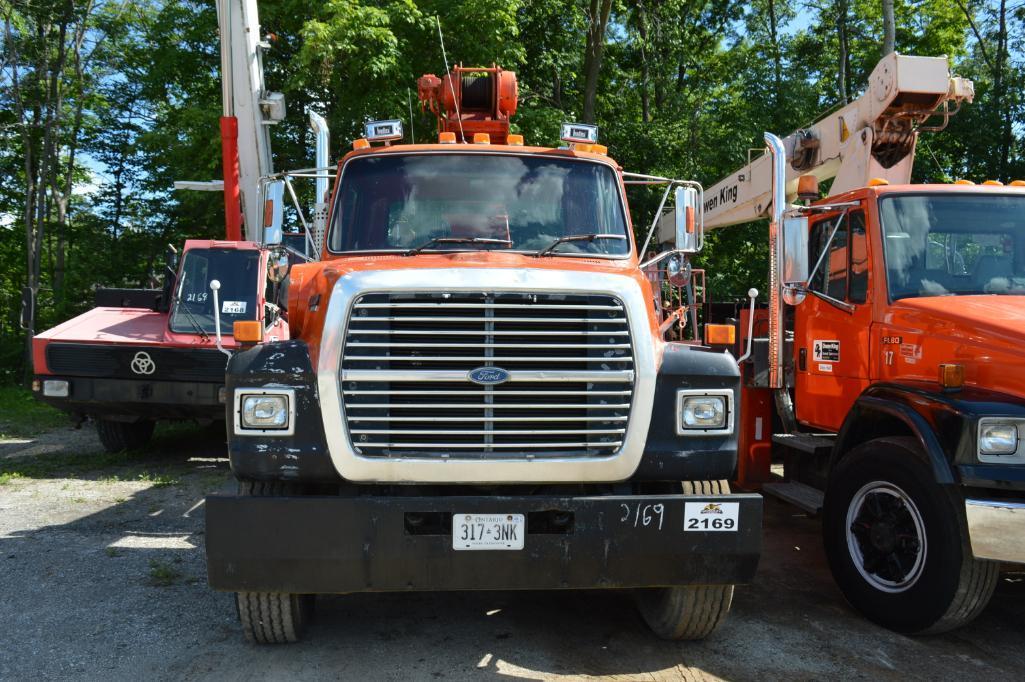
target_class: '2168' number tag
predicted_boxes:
[683,501,740,532]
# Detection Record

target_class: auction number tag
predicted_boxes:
[222,300,247,314]
[683,502,740,532]
[453,513,525,550]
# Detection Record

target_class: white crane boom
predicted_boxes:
[703,54,974,230]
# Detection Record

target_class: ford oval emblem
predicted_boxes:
[467,366,510,385]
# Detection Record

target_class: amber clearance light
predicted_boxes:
[233,320,263,344]
[939,363,965,389]
[705,324,736,346]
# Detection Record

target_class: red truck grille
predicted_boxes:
[339,291,635,458]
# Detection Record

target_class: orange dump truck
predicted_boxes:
[204,66,763,643]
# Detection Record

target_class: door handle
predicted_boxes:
[799,348,807,372]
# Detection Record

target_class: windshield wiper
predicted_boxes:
[535,233,626,257]
[405,236,512,257]
[172,297,210,341]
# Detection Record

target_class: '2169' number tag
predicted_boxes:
[683,501,740,532]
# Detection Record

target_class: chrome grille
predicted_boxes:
[340,292,635,458]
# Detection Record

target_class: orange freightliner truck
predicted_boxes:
[204,65,764,643]
[702,53,1025,634]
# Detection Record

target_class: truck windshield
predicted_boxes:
[169,248,260,334]
[880,194,1025,299]
[328,153,630,256]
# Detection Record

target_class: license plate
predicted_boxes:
[683,501,740,532]
[453,513,525,550]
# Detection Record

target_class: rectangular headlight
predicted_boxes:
[241,394,289,430]
[979,422,1019,455]
[677,391,731,434]
[42,379,69,398]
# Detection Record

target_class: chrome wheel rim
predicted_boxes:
[845,480,927,593]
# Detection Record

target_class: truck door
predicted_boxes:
[793,209,873,432]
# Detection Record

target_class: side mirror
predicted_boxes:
[674,186,700,253]
[655,186,701,253]
[665,254,691,287]
[263,180,285,246]
[267,246,290,284]
[782,216,809,305]
[19,286,33,330]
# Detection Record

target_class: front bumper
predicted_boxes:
[206,492,762,593]
[34,375,224,420]
[965,498,1025,563]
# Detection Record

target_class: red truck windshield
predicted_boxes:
[169,248,260,334]
[328,153,629,256]
[880,194,1025,299]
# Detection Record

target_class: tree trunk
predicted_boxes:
[995,0,1011,179]
[767,0,784,123]
[582,0,613,124]
[636,0,650,123]
[836,0,850,104]
[882,0,895,55]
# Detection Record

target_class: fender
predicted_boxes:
[634,344,740,481]
[831,382,1025,487]
[226,340,335,482]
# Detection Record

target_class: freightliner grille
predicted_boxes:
[340,292,635,458]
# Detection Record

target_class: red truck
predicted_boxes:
[32,239,289,451]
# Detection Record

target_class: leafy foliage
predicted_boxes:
[0,0,1019,379]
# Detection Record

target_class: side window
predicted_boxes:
[808,211,868,304]
[849,212,868,303]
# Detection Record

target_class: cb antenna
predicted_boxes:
[435,16,465,143]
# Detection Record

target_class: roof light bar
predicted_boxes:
[561,122,598,145]
[365,119,403,142]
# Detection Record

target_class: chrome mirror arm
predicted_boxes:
[737,288,759,364]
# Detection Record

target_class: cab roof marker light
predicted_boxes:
[560,122,598,145]
[983,179,1004,186]
[507,134,524,146]
[352,138,370,150]
[364,119,403,143]
[473,133,491,144]
[438,131,457,144]
[954,179,975,185]
[1010,180,1025,186]
[867,177,889,186]
[592,144,608,155]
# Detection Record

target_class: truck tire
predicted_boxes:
[234,479,313,644]
[95,419,155,453]
[634,480,735,640]
[822,437,999,634]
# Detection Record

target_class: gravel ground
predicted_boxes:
[1,424,1022,681]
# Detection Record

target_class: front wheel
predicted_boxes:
[95,419,154,453]
[822,437,998,634]
[634,480,735,640]
[235,480,314,644]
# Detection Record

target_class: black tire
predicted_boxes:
[95,419,155,453]
[236,592,312,645]
[235,479,313,644]
[634,480,736,640]
[822,437,998,634]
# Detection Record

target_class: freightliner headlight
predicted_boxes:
[676,391,732,435]
[236,389,295,435]
[978,420,1021,456]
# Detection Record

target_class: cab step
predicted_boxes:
[771,433,836,457]
[762,481,824,515]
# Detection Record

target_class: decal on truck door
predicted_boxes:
[813,340,840,363]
